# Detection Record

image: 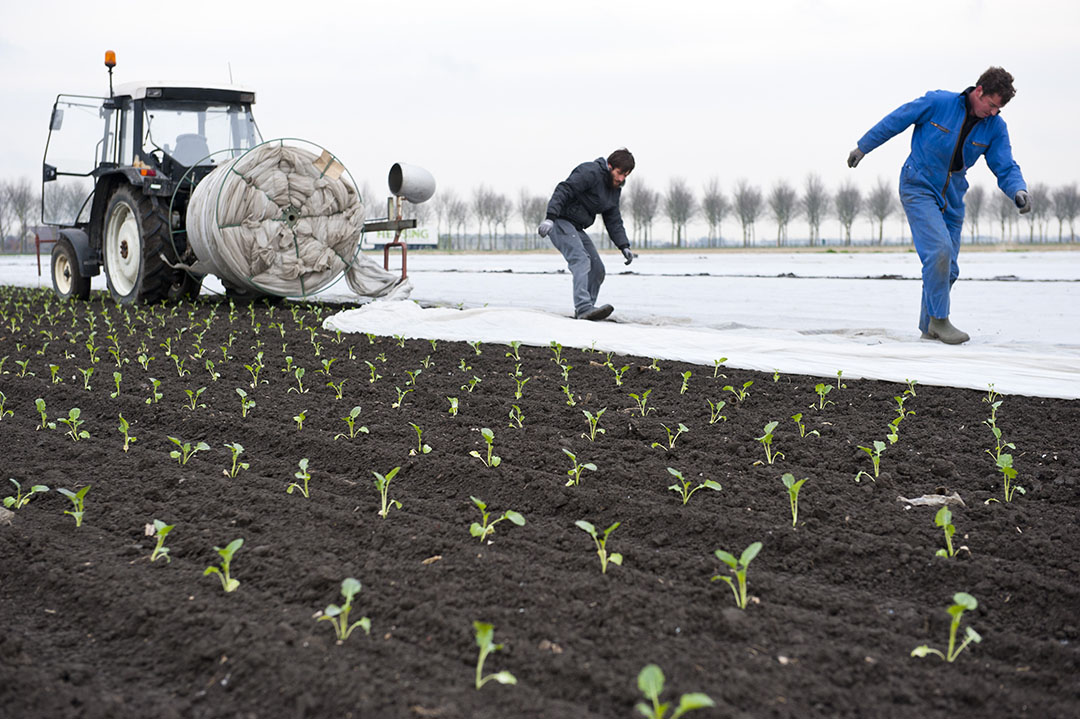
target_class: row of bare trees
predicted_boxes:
[4,175,1079,252]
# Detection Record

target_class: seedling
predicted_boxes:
[110,371,122,399]
[57,485,91,527]
[549,340,563,364]
[470,428,501,467]
[781,473,807,526]
[505,340,522,361]
[712,541,762,609]
[419,354,434,369]
[993,453,1025,503]
[836,369,847,388]
[223,442,249,478]
[904,378,918,397]
[236,388,256,417]
[467,340,482,355]
[203,538,243,592]
[934,506,958,558]
[561,384,577,406]
[813,383,834,409]
[0,391,12,420]
[145,377,163,404]
[327,379,348,399]
[168,436,210,465]
[679,370,691,395]
[35,398,55,430]
[629,389,655,416]
[558,362,572,382]
[666,467,721,505]
[409,422,432,455]
[706,398,727,424]
[404,368,422,387]
[364,360,382,384]
[610,363,629,386]
[647,358,661,371]
[4,478,49,509]
[791,412,819,438]
[473,621,517,690]
[117,414,137,451]
[15,359,32,377]
[469,496,525,542]
[288,366,308,394]
[184,386,207,410]
[563,448,597,487]
[137,353,153,371]
[576,519,622,574]
[754,421,784,464]
[372,466,402,518]
[886,417,902,445]
[723,380,753,402]
[893,394,914,424]
[317,578,371,642]
[447,396,459,416]
[983,384,1000,404]
[635,663,715,719]
[582,408,606,441]
[712,357,728,378]
[772,369,780,383]
[855,440,886,482]
[508,404,524,428]
[335,406,369,440]
[510,370,530,399]
[652,422,689,452]
[57,407,89,441]
[461,376,482,393]
[287,458,313,497]
[148,519,175,563]
[911,593,981,662]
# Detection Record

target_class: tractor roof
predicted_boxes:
[112,81,255,104]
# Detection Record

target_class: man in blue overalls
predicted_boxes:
[847,67,1031,344]
[539,149,635,321]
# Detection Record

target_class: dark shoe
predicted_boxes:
[924,317,970,345]
[575,304,614,321]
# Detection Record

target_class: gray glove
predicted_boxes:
[537,219,554,237]
[621,247,634,265]
[847,147,865,168]
[1014,190,1032,215]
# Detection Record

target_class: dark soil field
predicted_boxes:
[1,287,1078,719]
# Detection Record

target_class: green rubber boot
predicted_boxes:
[923,317,970,345]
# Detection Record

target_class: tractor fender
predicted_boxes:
[58,228,101,277]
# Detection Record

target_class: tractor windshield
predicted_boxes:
[143,100,261,167]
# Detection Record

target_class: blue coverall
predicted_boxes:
[856,89,1027,333]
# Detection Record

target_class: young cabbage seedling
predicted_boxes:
[628,389,655,417]
[911,592,981,662]
[287,458,312,498]
[34,398,55,430]
[712,357,728,378]
[754,421,784,464]
[373,466,402,518]
[510,370,530,399]
[57,485,91,527]
[224,442,249,478]
[287,366,307,394]
[467,340,483,356]
[904,378,918,397]
[582,408,606,441]
[145,377,163,404]
[470,428,501,468]
[317,578,371,642]
[561,384,577,406]
[508,404,525,428]
[78,366,92,389]
[184,386,207,410]
[505,340,522,361]
[983,383,1000,404]
[335,406,369,440]
[461,376,482,393]
[469,496,525,542]
[611,363,630,387]
[364,360,382,384]
[836,369,846,388]
[706,399,727,424]
[563,448,597,487]
[723,380,753,402]
[666,467,721,505]
[203,538,243,592]
[409,422,432,455]
[168,436,210,465]
[57,408,89,442]
[447,396,459,416]
[148,519,175,563]
[576,519,623,574]
[549,340,563,364]
[117,414,137,451]
[473,621,517,690]
[647,358,661,371]
[679,370,691,395]
[0,390,12,420]
[934,506,958,558]
[813,383,834,409]
[110,371,122,398]
[326,379,347,399]
[652,423,689,451]
[712,541,762,609]
[791,413,819,438]
[634,663,715,719]
[236,388,256,417]
[993,453,1025,502]
[4,478,49,509]
[781,473,807,527]
[855,440,886,482]
[293,409,307,430]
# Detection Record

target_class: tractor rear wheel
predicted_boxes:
[50,237,90,300]
[102,185,174,304]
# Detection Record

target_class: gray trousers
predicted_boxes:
[548,219,605,315]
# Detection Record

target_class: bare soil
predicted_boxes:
[1,288,1078,719]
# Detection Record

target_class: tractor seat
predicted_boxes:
[172,133,211,166]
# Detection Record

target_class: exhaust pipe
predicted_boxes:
[388,163,436,204]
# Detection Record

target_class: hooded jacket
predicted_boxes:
[546,157,630,249]
[857,89,1026,211]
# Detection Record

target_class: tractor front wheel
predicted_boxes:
[50,237,90,300]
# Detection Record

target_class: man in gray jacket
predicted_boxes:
[538,149,635,320]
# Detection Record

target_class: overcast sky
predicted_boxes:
[2,0,1077,237]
